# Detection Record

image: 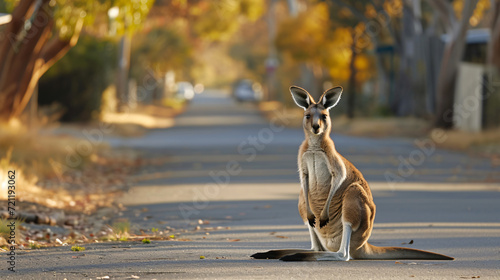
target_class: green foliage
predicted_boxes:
[111,220,131,235]
[0,218,18,243]
[275,2,374,85]
[275,3,331,63]
[229,41,267,78]
[1,0,153,38]
[52,0,104,39]
[29,241,42,249]
[71,245,85,251]
[107,0,155,35]
[142,238,151,243]
[38,35,117,122]
[191,0,265,41]
[0,0,19,12]
[131,27,192,80]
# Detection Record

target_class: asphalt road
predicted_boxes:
[4,90,500,279]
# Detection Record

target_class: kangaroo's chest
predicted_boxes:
[302,150,332,187]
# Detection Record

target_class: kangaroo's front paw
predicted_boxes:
[307,214,316,227]
[319,216,329,228]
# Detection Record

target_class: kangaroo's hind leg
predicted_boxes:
[280,183,373,261]
[251,225,326,259]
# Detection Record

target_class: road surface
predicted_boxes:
[4,90,500,279]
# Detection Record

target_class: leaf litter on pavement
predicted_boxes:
[0,143,198,250]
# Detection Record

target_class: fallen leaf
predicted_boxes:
[198,219,209,224]
[175,238,192,241]
[395,261,417,265]
[200,256,205,259]
[228,239,240,242]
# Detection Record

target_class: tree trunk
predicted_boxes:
[433,0,478,128]
[0,0,82,122]
[488,0,500,70]
[347,31,357,119]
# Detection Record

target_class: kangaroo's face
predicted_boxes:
[304,104,330,135]
[290,86,343,136]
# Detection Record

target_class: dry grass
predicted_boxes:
[258,101,500,155]
[100,102,185,137]
[331,116,430,138]
[259,101,430,137]
[435,128,500,155]
[0,124,94,179]
[0,122,132,214]
[0,218,23,246]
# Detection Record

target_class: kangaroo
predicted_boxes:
[251,86,453,261]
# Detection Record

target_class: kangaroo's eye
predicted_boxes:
[322,114,328,120]
[305,114,311,119]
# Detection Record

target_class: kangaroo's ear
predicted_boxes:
[290,86,314,110]
[320,86,342,110]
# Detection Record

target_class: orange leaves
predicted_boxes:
[275,2,330,62]
[276,2,374,83]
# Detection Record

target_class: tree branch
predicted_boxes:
[0,0,51,119]
[12,16,53,113]
[425,0,455,34]
[326,0,368,23]
[40,18,83,74]
[11,18,83,119]
[0,0,36,72]
[488,0,500,68]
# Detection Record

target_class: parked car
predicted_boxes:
[232,80,263,102]
[176,82,195,100]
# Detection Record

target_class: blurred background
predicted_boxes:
[0,0,499,247]
[0,0,498,127]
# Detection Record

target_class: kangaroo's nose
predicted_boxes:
[312,124,320,132]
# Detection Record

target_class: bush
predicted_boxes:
[38,35,117,122]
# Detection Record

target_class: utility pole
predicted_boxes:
[265,0,298,101]
[265,0,278,101]
[116,34,131,112]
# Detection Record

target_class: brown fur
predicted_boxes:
[251,86,453,261]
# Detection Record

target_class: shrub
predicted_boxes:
[38,35,118,122]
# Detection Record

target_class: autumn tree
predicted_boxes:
[488,0,500,70]
[275,1,374,117]
[429,0,479,128]
[132,0,265,87]
[0,0,153,122]
[321,0,491,126]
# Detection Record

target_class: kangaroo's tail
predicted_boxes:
[357,243,454,260]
